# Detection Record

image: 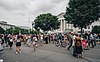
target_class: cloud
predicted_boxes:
[0,0,29,10]
[0,0,69,27]
[51,0,65,3]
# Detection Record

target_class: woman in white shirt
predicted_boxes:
[32,36,37,51]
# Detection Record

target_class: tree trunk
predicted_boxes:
[80,27,83,37]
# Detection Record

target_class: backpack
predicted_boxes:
[76,40,81,47]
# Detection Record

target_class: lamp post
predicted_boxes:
[32,22,35,30]
[5,28,7,34]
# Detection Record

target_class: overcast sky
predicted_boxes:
[0,0,69,28]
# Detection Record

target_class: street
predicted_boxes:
[0,43,100,62]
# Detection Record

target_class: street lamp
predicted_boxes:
[32,22,35,30]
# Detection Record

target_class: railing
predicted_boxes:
[96,39,100,43]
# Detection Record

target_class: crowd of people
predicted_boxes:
[0,32,100,58]
[0,33,52,53]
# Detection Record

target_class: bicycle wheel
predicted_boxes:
[61,41,67,48]
[55,41,60,47]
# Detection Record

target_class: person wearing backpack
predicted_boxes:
[73,35,83,58]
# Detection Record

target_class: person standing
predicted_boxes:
[45,35,48,44]
[40,34,43,46]
[93,33,97,46]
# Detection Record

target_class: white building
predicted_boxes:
[83,21,100,32]
[19,26,30,30]
[53,13,78,33]
[0,21,15,30]
[52,13,100,33]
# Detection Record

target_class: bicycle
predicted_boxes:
[55,39,67,48]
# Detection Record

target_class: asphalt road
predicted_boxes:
[0,43,100,62]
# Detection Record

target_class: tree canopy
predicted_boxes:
[6,27,30,34]
[64,0,100,33]
[6,27,20,34]
[34,13,60,31]
[6,27,39,34]
[92,26,100,34]
[0,27,5,34]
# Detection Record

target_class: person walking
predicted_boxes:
[0,36,3,51]
[4,34,8,47]
[9,37,13,50]
[67,33,73,50]
[73,35,83,58]
[27,35,31,47]
[88,33,94,48]
[93,33,97,46]
[84,32,90,49]
[16,36,22,54]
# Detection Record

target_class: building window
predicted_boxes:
[88,26,90,29]
[92,26,94,29]
[71,24,73,28]
[68,24,69,28]
[92,26,94,28]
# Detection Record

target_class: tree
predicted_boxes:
[13,27,20,34]
[92,26,100,34]
[34,13,60,32]
[64,0,100,34]
[20,29,29,34]
[6,27,13,34]
[6,27,20,34]
[0,27,5,34]
[30,30,38,34]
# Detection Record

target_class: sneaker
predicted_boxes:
[0,49,3,51]
[34,49,36,51]
[36,45,38,48]
[19,51,21,53]
[16,52,18,54]
[0,59,3,62]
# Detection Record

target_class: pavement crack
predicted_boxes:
[82,57,93,62]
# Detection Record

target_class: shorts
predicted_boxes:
[16,42,21,46]
[33,42,36,45]
[9,42,13,47]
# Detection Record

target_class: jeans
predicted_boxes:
[88,40,94,48]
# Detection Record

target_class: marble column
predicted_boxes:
[61,20,62,32]
[64,20,66,31]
